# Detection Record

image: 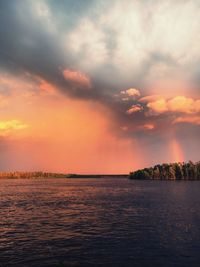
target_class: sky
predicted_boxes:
[0,0,200,173]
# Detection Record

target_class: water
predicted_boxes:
[0,178,200,267]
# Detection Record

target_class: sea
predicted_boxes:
[0,178,200,267]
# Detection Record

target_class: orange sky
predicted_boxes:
[0,72,143,173]
[0,68,199,173]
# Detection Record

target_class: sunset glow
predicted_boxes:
[0,0,199,173]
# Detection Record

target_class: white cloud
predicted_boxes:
[67,19,107,70]
[65,0,200,91]
[121,88,140,100]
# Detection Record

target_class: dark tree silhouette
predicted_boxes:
[129,161,200,180]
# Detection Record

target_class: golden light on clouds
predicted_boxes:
[146,95,200,115]
[127,94,200,118]
[0,120,28,131]
[147,99,168,115]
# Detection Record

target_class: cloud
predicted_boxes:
[139,95,164,103]
[67,19,108,69]
[173,116,200,125]
[0,70,58,98]
[121,88,140,98]
[122,93,200,139]
[126,104,143,114]
[167,96,200,114]
[0,0,200,102]
[146,96,200,115]
[38,78,57,95]
[63,69,91,89]
[143,124,155,130]
[0,120,28,131]
[147,98,168,115]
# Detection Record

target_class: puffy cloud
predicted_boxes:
[147,98,168,115]
[123,93,200,137]
[146,96,200,115]
[67,19,108,70]
[121,88,140,98]
[167,96,197,114]
[126,104,143,114]
[63,69,91,89]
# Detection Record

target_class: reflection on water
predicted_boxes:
[0,178,200,267]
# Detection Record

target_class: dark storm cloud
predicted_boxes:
[0,1,64,79]
[0,0,118,112]
[0,0,100,99]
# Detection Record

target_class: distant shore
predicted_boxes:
[2,161,200,180]
[0,172,128,179]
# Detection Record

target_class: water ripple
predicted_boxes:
[0,178,200,266]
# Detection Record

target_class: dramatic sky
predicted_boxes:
[0,0,200,173]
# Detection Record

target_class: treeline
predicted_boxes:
[0,171,69,178]
[129,161,200,180]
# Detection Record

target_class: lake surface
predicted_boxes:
[0,178,200,267]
